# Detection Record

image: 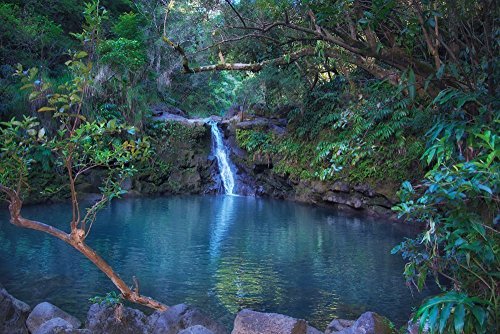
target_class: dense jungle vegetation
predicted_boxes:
[0,0,498,333]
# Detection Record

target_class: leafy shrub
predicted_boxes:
[392,95,499,333]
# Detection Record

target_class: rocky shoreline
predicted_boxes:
[1,284,398,334]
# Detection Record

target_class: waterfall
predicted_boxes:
[208,120,236,195]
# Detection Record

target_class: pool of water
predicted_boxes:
[0,195,428,329]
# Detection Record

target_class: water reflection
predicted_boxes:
[0,196,432,329]
[209,195,236,260]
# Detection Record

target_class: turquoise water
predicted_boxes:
[0,196,428,329]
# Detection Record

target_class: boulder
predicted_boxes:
[349,312,393,334]
[148,303,227,334]
[86,303,149,334]
[327,312,394,334]
[178,325,215,334]
[231,309,321,334]
[0,286,31,334]
[26,302,81,334]
[324,319,355,334]
[33,317,72,334]
[33,317,90,334]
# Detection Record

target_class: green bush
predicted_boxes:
[392,94,499,333]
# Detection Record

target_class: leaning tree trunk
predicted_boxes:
[0,185,168,311]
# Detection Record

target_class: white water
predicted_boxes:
[209,120,236,195]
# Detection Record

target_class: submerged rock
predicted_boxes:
[325,312,394,334]
[0,286,31,334]
[26,302,81,334]
[231,309,321,334]
[86,303,149,334]
[148,303,227,334]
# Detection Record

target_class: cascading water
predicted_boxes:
[208,120,236,195]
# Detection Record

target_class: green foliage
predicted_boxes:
[235,78,427,185]
[235,67,307,110]
[0,1,498,330]
[0,116,49,191]
[98,38,147,72]
[414,292,490,334]
[392,91,499,332]
[236,129,274,154]
[89,291,123,306]
[1,34,151,215]
[0,2,72,68]
[113,12,145,41]
[71,0,109,47]
[98,9,147,72]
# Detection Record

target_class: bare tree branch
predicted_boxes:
[224,0,247,28]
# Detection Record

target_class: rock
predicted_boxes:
[121,177,132,191]
[86,303,149,334]
[178,325,215,334]
[33,317,91,334]
[148,303,227,334]
[329,312,394,334]
[168,168,202,193]
[151,103,187,118]
[33,317,71,333]
[322,192,363,209]
[231,309,321,334]
[331,182,350,193]
[350,312,393,334]
[325,319,355,334]
[407,319,429,334]
[236,119,269,130]
[152,108,206,126]
[0,286,31,334]
[353,184,375,198]
[26,302,81,334]
[233,117,286,136]
[307,326,323,334]
[310,181,329,194]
